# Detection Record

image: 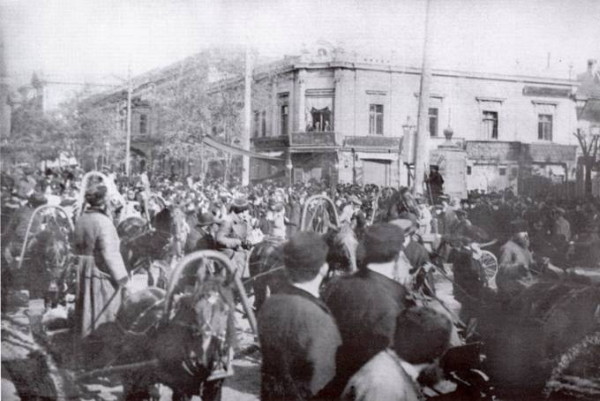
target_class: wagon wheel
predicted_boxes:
[479,250,498,289]
[163,250,258,336]
[300,195,339,233]
[17,205,74,271]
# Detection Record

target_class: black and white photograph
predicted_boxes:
[1,0,599,400]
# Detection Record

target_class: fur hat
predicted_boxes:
[283,232,328,277]
[394,306,453,364]
[361,223,405,265]
[85,184,108,207]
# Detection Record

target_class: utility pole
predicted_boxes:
[242,47,252,186]
[125,66,133,177]
[413,0,433,196]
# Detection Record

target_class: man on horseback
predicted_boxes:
[73,184,130,338]
[216,195,253,273]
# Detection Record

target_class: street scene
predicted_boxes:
[1,0,600,400]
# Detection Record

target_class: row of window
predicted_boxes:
[256,104,554,141]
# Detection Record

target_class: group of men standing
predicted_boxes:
[258,224,453,401]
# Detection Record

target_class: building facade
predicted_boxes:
[249,47,580,195]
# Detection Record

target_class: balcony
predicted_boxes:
[290,131,339,148]
[251,136,289,149]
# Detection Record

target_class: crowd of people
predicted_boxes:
[2,163,600,400]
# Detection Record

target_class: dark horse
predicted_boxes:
[247,224,358,311]
[118,206,186,287]
[452,265,600,399]
[81,274,236,401]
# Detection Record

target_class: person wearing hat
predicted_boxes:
[426,165,444,205]
[258,232,341,401]
[550,207,571,243]
[265,196,287,240]
[339,195,367,238]
[186,212,222,252]
[319,223,413,399]
[216,195,254,273]
[341,306,453,401]
[73,184,129,338]
[496,219,536,301]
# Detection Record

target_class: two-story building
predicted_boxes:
[249,46,580,195]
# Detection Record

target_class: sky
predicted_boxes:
[1,0,599,90]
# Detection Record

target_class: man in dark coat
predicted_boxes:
[73,184,129,338]
[258,232,341,401]
[320,223,413,399]
[426,165,444,204]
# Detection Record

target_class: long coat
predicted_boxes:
[496,239,535,300]
[320,269,413,398]
[216,212,251,272]
[258,282,341,401]
[74,208,128,337]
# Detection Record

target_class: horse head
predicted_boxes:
[175,273,235,377]
[323,223,358,275]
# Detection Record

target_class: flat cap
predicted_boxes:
[361,223,405,264]
[283,232,328,273]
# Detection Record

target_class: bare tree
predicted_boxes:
[574,129,599,197]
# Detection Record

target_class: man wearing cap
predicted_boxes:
[187,212,222,252]
[216,195,253,273]
[258,232,341,401]
[319,223,413,399]
[73,184,129,338]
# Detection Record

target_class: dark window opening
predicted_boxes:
[369,104,384,135]
[482,110,498,139]
[139,114,148,135]
[253,112,260,137]
[261,111,267,137]
[281,104,289,136]
[428,108,438,137]
[499,167,507,176]
[308,107,332,132]
[538,114,553,141]
[467,166,472,175]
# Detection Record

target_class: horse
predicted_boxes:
[118,205,188,288]
[80,258,238,401]
[450,268,600,399]
[247,224,358,311]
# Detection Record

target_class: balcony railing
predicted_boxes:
[290,131,339,147]
[251,136,289,149]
